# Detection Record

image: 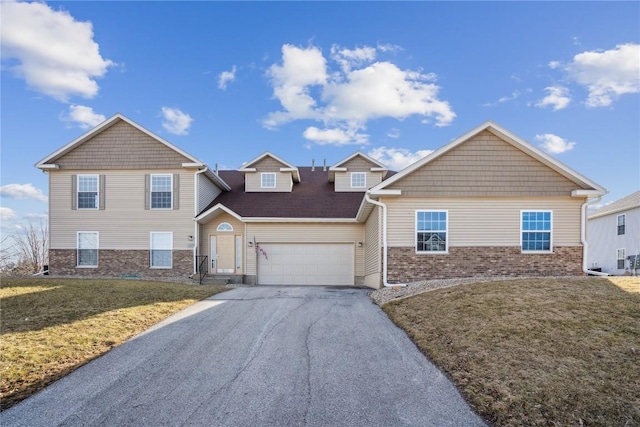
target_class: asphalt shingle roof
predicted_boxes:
[589,190,640,219]
[200,167,367,218]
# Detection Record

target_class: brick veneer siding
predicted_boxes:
[49,249,193,277]
[387,246,583,283]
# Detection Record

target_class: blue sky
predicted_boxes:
[1,1,639,233]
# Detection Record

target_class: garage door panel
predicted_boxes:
[258,243,354,286]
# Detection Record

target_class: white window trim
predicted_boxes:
[150,232,173,269]
[77,174,99,210]
[617,248,626,270]
[150,174,173,210]
[415,210,449,254]
[351,172,367,188]
[261,172,276,188]
[216,222,233,232]
[520,210,553,254]
[77,231,99,268]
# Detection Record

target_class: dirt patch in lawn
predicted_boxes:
[383,277,640,426]
[0,278,227,410]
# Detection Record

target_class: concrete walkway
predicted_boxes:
[2,286,485,426]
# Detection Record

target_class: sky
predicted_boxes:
[1,1,639,236]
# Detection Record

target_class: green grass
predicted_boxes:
[0,278,227,410]
[383,277,640,426]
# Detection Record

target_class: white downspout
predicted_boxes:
[193,166,209,276]
[365,191,406,288]
[580,196,609,277]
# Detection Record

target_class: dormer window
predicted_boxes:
[261,173,276,188]
[351,172,366,188]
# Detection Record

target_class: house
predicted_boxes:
[36,114,607,288]
[587,191,640,275]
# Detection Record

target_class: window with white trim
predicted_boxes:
[217,222,233,232]
[77,232,98,267]
[78,175,99,209]
[150,232,172,268]
[617,214,625,235]
[521,211,552,252]
[416,211,448,253]
[617,248,626,270]
[351,172,366,188]
[151,174,173,209]
[261,173,276,188]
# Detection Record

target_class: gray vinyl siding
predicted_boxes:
[198,173,222,214]
[383,197,584,248]
[387,130,589,197]
[244,223,365,276]
[587,207,640,274]
[49,169,195,250]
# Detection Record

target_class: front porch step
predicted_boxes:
[198,274,244,285]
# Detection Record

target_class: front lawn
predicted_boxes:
[383,277,640,426]
[0,278,227,410]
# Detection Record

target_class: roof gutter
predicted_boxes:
[365,191,406,288]
[578,193,610,277]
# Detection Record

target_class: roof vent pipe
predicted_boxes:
[323,159,326,171]
[215,163,218,175]
[311,159,315,171]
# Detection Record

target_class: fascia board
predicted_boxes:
[195,203,242,222]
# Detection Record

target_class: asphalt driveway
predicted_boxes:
[2,286,485,426]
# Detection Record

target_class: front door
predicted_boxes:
[211,235,235,274]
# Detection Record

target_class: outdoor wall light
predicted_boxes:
[357,242,363,247]
[248,241,254,247]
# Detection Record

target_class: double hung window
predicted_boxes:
[617,249,626,270]
[617,214,625,235]
[521,211,552,252]
[77,232,98,267]
[150,232,172,268]
[151,175,173,209]
[78,175,99,209]
[416,211,448,253]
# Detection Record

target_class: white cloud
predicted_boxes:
[62,105,106,129]
[535,133,576,154]
[0,207,18,222]
[0,184,48,202]
[218,65,237,90]
[0,1,114,101]
[536,86,571,111]
[548,61,561,70]
[161,107,194,135]
[264,44,455,146]
[368,146,433,170]
[566,43,640,107]
[303,126,368,146]
[387,128,400,139]
[25,212,48,220]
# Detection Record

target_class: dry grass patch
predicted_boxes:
[0,278,227,410]
[383,277,640,426]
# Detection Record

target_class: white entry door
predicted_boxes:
[211,235,236,274]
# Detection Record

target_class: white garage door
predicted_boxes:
[257,243,354,286]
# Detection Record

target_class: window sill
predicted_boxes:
[150,266,172,269]
[76,265,98,268]
[415,251,449,255]
[521,250,553,254]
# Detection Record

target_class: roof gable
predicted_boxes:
[371,121,606,197]
[238,152,300,183]
[35,114,203,170]
[329,152,388,182]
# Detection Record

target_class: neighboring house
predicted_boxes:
[36,114,607,288]
[587,191,640,275]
